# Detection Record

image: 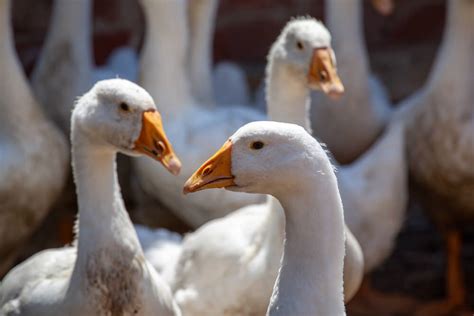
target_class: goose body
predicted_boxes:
[0,0,68,276]
[135,0,265,227]
[139,18,362,316]
[184,121,347,316]
[0,79,181,316]
[310,0,393,164]
[396,0,473,312]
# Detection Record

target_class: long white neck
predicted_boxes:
[187,0,218,106]
[429,0,473,97]
[0,0,42,132]
[267,158,346,316]
[266,60,312,132]
[325,0,371,101]
[140,0,194,120]
[70,130,143,283]
[41,0,93,72]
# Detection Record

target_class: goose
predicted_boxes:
[184,121,347,316]
[138,18,362,316]
[265,13,408,310]
[0,0,68,276]
[309,0,394,165]
[395,1,474,314]
[0,79,182,316]
[0,79,185,315]
[135,0,265,227]
[31,0,93,132]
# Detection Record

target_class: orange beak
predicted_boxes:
[308,48,344,100]
[183,139,235,194]
[370,0,394,16]
[134,110,181,175]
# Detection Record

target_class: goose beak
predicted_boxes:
[183,139,235,194]
[370,0,394,16]
[308,48,344,100]
[134,110,182,176]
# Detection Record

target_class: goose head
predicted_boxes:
[184,121,325,196]
[269,18,344,99]
[72,79,181,175]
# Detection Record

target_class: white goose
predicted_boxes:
[184,121,347,316]
[0,79,181,316]
[139,18,362,316]
[31,0,93,132]
[310,0,394,164]
[395,0,474,314]
[135,0,265,227]
[0,0,68,276]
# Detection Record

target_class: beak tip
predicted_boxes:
[182,182,194,195]
[166,156,182,176]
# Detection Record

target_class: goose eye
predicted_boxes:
[119,102,130,112]
[250,141,264,150]
[296,41,304,50]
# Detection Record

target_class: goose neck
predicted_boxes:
[260,196,285,249]
[140,0,194,120]
[70,130,143,276]
[188,0,218,105]
[267,160,346,316]
[44,0,93,67]
[0,0,41,129]
[325,0,370,96]
[266,60,312,132]
[429,0,473,81]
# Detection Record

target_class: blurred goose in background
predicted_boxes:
[135,0,265,227]
[31,0,93,132]
[184,121,347,316]
[395,0,474,314]
[0,0,68,277]
[187,0,252,107]
[310,0,394,165]
[0,79,182,316]
[142,19,362,316]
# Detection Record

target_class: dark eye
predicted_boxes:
[250,141,264,150]
[296,41,304,50]
[119,102,130,112]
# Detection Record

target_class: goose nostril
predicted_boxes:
[202,166,212,177]
[153,140,165,156]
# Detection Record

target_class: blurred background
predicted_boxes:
[5,0,473,315]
